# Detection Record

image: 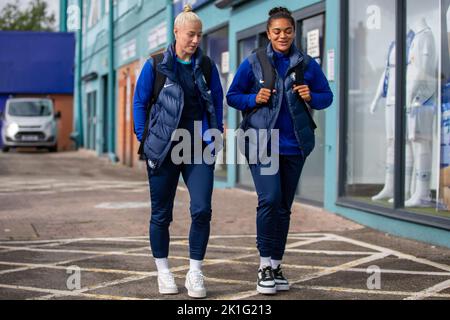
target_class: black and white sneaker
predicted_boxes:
[257,266,277,295]
[273,265,290,291]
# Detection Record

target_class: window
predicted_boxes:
[296,13,326,204]
[203,26,230,180]
[405,0,448,217]
[237,35,258,188]
[344,0,397,208]
[236,33,269,188]
[342,0,450,225]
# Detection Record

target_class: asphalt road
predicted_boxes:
[0,149,449,300]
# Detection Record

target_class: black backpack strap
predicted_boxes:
[200,55,213,88]
[241,48,276,121]
[255,48,276,90]
[150,53,166,108]
[294,55,317,130]
[137,53,165,159]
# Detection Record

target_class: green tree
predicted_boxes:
[0,0,56,31]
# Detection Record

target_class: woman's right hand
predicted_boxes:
[255,88,276,105]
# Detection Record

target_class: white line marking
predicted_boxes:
[330,234,450,273]
[214,252,390,300]
[290,252,391,284]
[32,252,258,300]
[404,279,450,300]
[292,285,450,299]
[0,233,448,300]
[0,246,150,276]
[0,283,149,300]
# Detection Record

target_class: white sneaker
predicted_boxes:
[157,271,178,295]
[185,270,207,299]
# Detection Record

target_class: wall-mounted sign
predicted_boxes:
[148,22,167,52]
[307,29,320,58]
[221,51,229,74]
[327,49,335,82]
[121,39,137,62]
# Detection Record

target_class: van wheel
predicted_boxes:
[2,146,10,153]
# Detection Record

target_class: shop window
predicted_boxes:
[344,0,397,208]
[343,0,450,220]
[405,0,449,216]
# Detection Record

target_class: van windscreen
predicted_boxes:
[8,101,53,117]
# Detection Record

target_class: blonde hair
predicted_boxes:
[174,4,202,28]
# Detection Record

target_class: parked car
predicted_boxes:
[0,98,60,152]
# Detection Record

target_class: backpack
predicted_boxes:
[137,52,213,158]
[242,48,317,130]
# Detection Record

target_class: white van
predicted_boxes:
[1,98,60,152]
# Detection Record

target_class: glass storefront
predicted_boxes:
[296,13,326,204]
[237,33,269,189]
[343,0,450,221]
[235,6,327,204]
[203,26,230,180]
[405,0,442,213]
[345,0,396,208]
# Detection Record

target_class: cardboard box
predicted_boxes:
[444,167,450,187]
[444,187,450,210]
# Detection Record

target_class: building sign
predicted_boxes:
[173,0,212,15]
[327,49,335,82]
[221,51,229,74]
[307,29,320,58]
[148,22,167,51]
[121,39,137,62]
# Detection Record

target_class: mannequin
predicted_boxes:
[405,17,438,207]
[370,41,413,202]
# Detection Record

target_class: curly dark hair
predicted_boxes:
[267,7,295,31]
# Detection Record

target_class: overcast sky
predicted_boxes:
[0,0,60,28]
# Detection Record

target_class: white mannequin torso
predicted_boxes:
[406,18,438,108]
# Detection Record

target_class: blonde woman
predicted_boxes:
[133,5,223,298]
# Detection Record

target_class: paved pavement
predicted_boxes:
[0,149,449,300]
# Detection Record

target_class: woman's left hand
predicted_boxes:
[293,85,312,102]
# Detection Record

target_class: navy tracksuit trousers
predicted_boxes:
[146,143,214,261]
[249,154,305,260]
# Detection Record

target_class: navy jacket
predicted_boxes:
[227,43,333,158]
[133,43,223,170]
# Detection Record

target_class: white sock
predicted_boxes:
[189,259,203,272]
[259,257,271,270]
[271,259,282,270]
[155,258,170,273]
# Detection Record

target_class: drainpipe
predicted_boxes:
[442,0,450,83]
[60,0,67,32]
[107,0,117,162]
[166,0,174,44]
[75,0,84,148]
